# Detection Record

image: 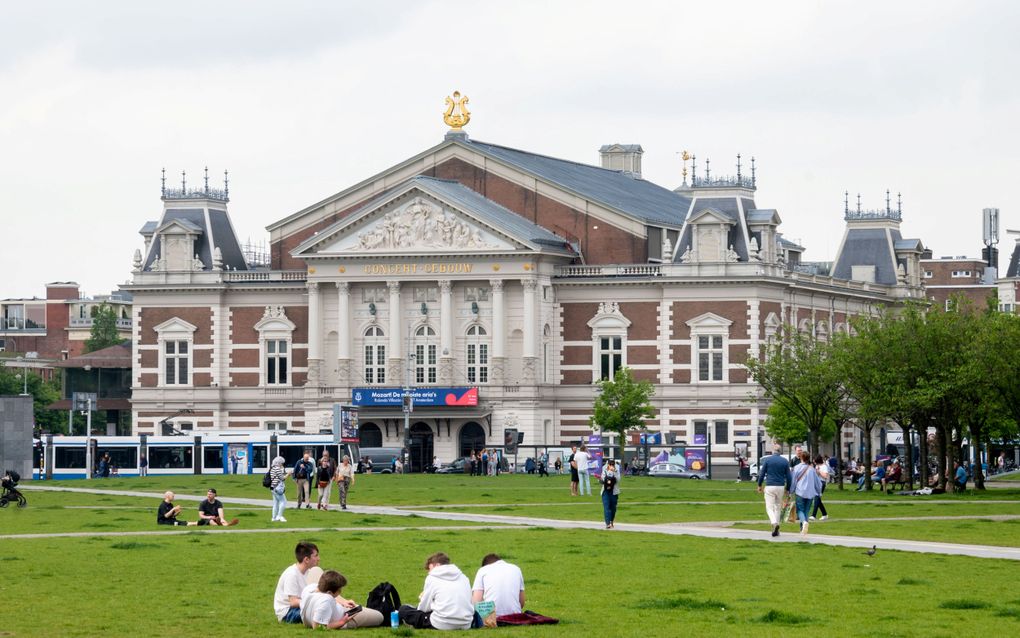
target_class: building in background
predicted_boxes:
[123,97,928,470]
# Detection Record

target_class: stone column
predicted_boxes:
[439,279,453,384]
[336,282,352,386]
[306,281,322,386]
[490,279,506,384]
[521,278,538,384]
[387,281,403,386]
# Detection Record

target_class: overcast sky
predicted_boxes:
[1,0,1017,299]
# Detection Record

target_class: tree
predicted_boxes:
[746,328,841,455]
[590,367,656,463]
[84,304,122,353]
[0,363,64,434]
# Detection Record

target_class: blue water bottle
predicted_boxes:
[390,610,399,628]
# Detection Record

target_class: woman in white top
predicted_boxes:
[599,459,621,528]
[335,455,355,511]
[270,455,288,522]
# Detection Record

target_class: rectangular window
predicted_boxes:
[415,344,437,384]
[599,337,623,381]
[923,270,933,278]
[464,286,489,302]
[364,344,386,384]
[203,446,223,470]
[4,304,25,330]
[693,421,708,445]
[265,421,288,432]
[265,339,289,385]
[55,447,87,469]
[951,270,972,278]
[164,340,190,385]
[697,335,724,381]
[467,343,489,384]
[714,420,729,445]
[148,446,193,469]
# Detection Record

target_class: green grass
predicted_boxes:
[6,475,1020,636]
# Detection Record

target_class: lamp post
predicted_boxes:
[16,355,29,395]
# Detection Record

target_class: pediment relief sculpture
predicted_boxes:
[349,198,501,252]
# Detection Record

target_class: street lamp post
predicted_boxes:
[16,355,29,395]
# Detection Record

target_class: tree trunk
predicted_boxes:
[918,419,929,488]
[969,424,985,490]
[936,425,948,490]
[863,424,874,491]
[834,433,844,491]
[901,422,914,491]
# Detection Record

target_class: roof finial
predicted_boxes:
[856,193,861,214]
[224,169,230,201]
[161,168,166,198]
[443,91,471,131]
[691,154,697,186]
[736,154,742,182]
[705,157,711,183]
[680,150,690,186]
[886,189,891,214]
[181,170,187,194]
[897,192,902,215]
[204,167,210,194]
[844,190,849,215]
[751,157,756,187]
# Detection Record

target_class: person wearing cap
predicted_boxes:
[197,488,239,526]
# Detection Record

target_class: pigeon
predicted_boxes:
[864,545,877,556]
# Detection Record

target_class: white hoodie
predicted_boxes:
[418,563,474,630]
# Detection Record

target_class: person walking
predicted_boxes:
[568,445,579,495]
[293,452,314,510]
[791,450,822,536]
[599,458,621,528]
[810,454,829,521]
[270,455,288,523]
[139,454,148,478]
[316,457,334,510]
[575,445,591,496]
[756,445,792,537]
[335,455,354,511]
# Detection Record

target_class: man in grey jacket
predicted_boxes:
[756,445,792,537]
[398,552,474,630]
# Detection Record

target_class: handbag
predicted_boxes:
[317,480,328,489]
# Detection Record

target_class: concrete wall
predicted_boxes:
[0,396,33,479]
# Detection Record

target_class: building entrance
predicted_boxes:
[408,422,434,473]
[459,422,486,458]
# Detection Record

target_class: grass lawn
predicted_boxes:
[5,475,1020,636]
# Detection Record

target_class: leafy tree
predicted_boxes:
[84,304,122,353]
[746,328,841,455]
[590,367,656,462]
[0,362,65,434]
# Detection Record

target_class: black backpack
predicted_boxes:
[366,581,401,618]
[262,470,273,488]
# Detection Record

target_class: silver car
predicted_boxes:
[648,462,707,479]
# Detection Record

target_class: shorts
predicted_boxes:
[158,519,188,526]
[570,468,579,482]
[198,519,212,526]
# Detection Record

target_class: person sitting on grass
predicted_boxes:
[156,491,198,526]
[472,553,526,617]
[197,488,239,526]
[300,570,384,629]
[275,541,321,623]
[398,552,474,630]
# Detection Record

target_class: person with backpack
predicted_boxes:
[293,452,314,510]
[269,455,288,522]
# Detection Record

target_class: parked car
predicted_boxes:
[648,462,707,479]
[749,461,759,480]
[436,457,470,474]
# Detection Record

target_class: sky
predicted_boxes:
[1,0,1018,299]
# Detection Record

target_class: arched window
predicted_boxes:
[360,422,383,447]
[414,325,437,384]
[466,325,489,384]
[364,326,386,384]
[459,422,486,458]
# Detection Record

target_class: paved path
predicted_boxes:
[20,485,1020,561]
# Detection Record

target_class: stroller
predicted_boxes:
[1,470,27,508]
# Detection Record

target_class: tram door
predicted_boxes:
[228,443,249,474]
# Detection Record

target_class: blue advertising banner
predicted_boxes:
[351,387,478,407]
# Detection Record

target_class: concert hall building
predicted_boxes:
[124,98,926,469]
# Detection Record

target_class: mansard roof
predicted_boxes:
[140,204,248,272]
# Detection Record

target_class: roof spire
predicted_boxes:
[897,192,902,215]
[691,154,697,186]
[705,157,711,183]
[204,166,210,194]
[886,189,891,214]
[161,168,166,198]
[181,170,187,194]
[736,153,742,182]
[856,193,861,214]
[679,150,690,186]
[224,169,230,201]
[844,190,849,215]
[751,156,756,187]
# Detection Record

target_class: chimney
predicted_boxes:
[599,144,643,178]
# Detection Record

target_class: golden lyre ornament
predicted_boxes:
[681,150,691,182]
[443,91,471,130]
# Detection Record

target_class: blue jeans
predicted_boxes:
[795,495,812,526]
[272,488,287,519]
[578,470,591,495]
[602,491,618,525]
[281,606,302,623]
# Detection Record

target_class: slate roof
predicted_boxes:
[832,228,897,285]
[293,176,576,257]
[894,238,924,251]
[462,140,690,227]
[141,206,249,271]
[1007,244,1020,278]
[139,221,158,235]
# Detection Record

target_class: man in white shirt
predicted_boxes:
[471,553,525,616]
[398,552,474,630]
[575,445,591,496]
[300,570,384,629]
[274,541,320,623]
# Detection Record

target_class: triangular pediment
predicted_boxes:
[155,218,202,236]
[153,317,198,334]
[685,312,733,329]
[295,182,539,257]
[687,207,735,225]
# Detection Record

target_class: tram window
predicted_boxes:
[279,445,310,467]
[55,447,86,469]
[149,446,193,469]
[204,446,224,469]
[251,446,268,469]
[98,447,138,469]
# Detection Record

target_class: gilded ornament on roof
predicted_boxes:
[443,91,471,130]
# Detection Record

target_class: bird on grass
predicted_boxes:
[864,545,877,556]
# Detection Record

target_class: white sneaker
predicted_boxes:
[278,516,287,522]
[820,515,828,521]
[271,517,279,522]
[808,516,816,521]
